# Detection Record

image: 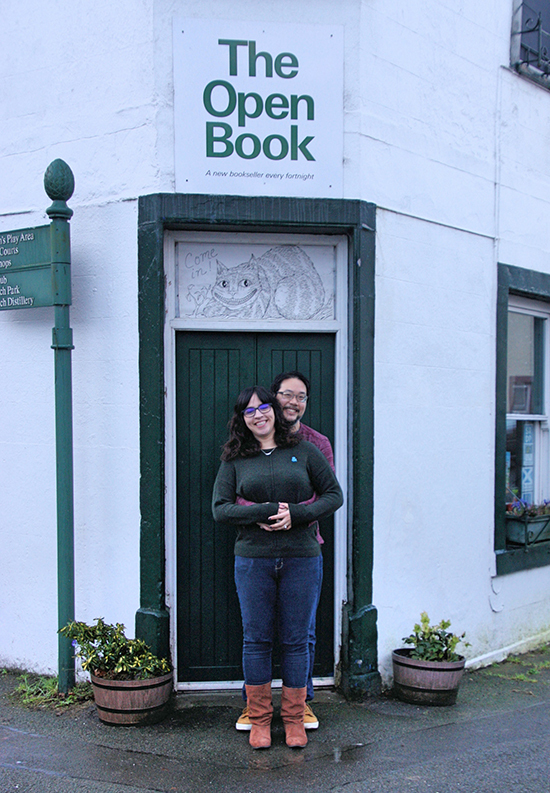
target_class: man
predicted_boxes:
[273,370,334,472]
[236,370,335,732]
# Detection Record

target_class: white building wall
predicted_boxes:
[373,210,498,679]
[1,201,141,672]
[498,66,550,274]
[0,0,162,672]
[367,1,550,679]
[2,0,550,679]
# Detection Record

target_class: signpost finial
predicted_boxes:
[45,160,74,219]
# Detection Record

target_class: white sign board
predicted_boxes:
[173,19,343,198]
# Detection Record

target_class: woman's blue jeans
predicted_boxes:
[235,555,323,689]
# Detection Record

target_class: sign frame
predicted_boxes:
[173,18,344,199]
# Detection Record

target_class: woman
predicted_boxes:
[212,385,343,749]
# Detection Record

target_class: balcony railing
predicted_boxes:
[512,1,550,81]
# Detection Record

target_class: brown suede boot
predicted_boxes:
[281,685,308,748]
[245,683,273,749]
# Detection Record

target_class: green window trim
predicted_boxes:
[496,263,550,575]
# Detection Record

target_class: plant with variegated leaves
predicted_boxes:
[59,618,171,680]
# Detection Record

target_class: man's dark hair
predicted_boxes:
[221,385,299,461]
[270,370,310,397]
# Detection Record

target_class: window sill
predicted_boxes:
[496,542,550,575]
[512,62,550,91]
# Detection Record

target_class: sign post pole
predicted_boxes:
[44,160,76,694]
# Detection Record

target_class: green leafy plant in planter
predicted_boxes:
[60,618,171,680]
[392,612,469,706]
[60,618,172,725]
[402,611,468,662]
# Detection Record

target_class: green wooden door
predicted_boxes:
[175,331,336,683]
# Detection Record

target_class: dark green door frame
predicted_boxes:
[136,193,379,698]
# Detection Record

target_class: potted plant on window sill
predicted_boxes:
[392,612,469,706]
[59,618,173,725]
[505,499,550,547]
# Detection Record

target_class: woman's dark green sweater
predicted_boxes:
[211,440,343,557]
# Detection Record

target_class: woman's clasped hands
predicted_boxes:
[258,501,291,532]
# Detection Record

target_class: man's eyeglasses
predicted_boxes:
[277,390,308,403]
[242,403,272,418]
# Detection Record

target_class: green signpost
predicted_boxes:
[1,160,76,693]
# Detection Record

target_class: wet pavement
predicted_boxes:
[2,645,550,792]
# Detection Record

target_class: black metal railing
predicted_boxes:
[514,2,550,76]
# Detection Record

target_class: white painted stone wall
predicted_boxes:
[366,2,550,679]
[0,0,164,672]
[1,0,550,681]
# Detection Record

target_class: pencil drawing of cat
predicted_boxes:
[200,245,326,320]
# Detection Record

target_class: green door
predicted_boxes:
[175,331,336,683]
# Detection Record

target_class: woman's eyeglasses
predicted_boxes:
[242,403,273,418]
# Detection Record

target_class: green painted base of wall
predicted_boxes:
[339,603,381,700]
[135,608,170,662]
[343,671,382,700]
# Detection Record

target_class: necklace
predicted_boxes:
[261,447,276,456]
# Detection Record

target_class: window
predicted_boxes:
[495,265,550,574]
[506,299,548,507]
[512,1,550,84]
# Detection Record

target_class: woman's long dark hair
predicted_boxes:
[221,385,299,461]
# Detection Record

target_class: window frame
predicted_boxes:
[496,264,550,574]
[511,0,550,88]
[506,296,550,506]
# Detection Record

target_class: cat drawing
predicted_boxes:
[200,245,326,320]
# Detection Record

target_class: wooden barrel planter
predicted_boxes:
[392,649,466,706]
[90,671,173,725]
